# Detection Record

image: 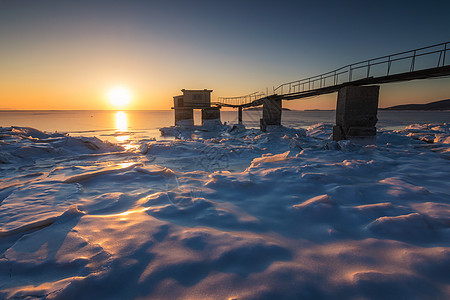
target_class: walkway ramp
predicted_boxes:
[217,41,450,107]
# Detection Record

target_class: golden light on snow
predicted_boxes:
[108,86,132,108]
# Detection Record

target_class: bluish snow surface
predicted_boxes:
[0,124,450,299]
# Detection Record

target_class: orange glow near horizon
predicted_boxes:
[0,78,448,111]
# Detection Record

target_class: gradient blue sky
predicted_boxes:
[1,0,449,110]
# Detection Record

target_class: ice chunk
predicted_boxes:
[367,213,436,242]
[250,151,290,167]
[380,177,429,196]
[63,162,141,183]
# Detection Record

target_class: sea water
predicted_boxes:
[0,110,449,142]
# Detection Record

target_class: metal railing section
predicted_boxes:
[273,41,450,95]
[216,92,266,106]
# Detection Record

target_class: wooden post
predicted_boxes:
[238,106,243,124]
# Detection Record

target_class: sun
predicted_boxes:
[108,86,132,108]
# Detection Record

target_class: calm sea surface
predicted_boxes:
[1,110,449,142]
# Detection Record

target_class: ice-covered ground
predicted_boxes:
[1,123,450,299]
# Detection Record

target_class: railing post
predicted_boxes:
[438,50,442,67]
[444,43,447,66]
[410,50,416,72]
[387,56,391,76]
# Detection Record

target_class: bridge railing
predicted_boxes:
[274,41,450,96]
[215,92,266,106]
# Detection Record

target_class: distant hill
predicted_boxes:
[383,99,450,111]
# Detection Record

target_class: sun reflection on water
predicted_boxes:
[115,111,130,142]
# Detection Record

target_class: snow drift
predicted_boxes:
[0,124,450,299]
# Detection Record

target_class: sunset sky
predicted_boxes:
[1,0,449,110]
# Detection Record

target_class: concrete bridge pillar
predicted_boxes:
[260,97,282,132]
[201,107,221,126]
[174,108,194,126]
[238,106,243,124]
[333,85,380,142]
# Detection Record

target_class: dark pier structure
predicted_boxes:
[173,42,450,141]
[172,89,221,126]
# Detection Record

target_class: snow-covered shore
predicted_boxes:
[1,124,450,299]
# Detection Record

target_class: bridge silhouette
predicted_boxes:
[213,41,450,108]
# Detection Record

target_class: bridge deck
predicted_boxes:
[281,65,450,101]
[215,42,450,108]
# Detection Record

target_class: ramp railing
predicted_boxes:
[214,92,266,106]
[273,41,450,95]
